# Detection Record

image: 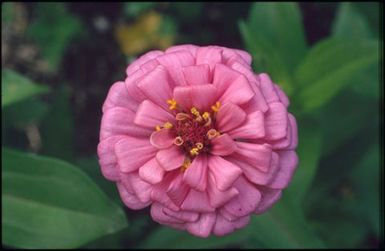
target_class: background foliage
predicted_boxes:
[2,2,382,248]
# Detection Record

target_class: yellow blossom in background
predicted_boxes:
[115,11,175,56]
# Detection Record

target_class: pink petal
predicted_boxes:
[125,71,147,103]
[235,142,272,172]
[173,84,218,111]
[126,50,164,76]
[219,207,239,222]
[287,114,298,150]
[254,186,282,214]
[258,73,280,103]
[139,58,159,73]
[139,157,165,184]
[181,190,215,213]
[102,81,138,113]
[163,207,199,222]
[97,135,125,181]
[212,64,242,96]
[230,61,258,86]
[182,64,210,85]
[150,129,175,149]
[213,214,250,236]
[100,107,152,140]
[223,176,261,217]
[137,65,173,110]
[216,103,246,132]
[186,212,216,238]
[151,172,180,211]
[210,133,237,156]
[274,84,290,108]
[267,150,298,189]
[241,86,269,114]
[225,152,279,186]
[121,172,152,203]
[151,203,184,224]
[115,137,157,172]
[117,182,150,210]
[207,172,239,208]
[264,102,288,140]
[234,49,252,65]
[221,48,251,68]
[165,44,199,57]
[208,155,242,191]
[183,155,208,191]
[227,111,265,139]
[218,74,254,106]
[167,173,190,206]
[156,145,185,171]
[134,100,175,129]
[267,114,297,150]
[196,46,223,71]
[156,51,195,86]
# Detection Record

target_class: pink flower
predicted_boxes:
[98,45,298,237]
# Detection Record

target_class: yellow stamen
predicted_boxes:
[174,136,184,146]
[167,99,177,110]
[211,101,221,113]
[176,112,191,121]
[190,147,199,156]
[181,158,191,171]
[202,112,210,120]
[207,129,219,139]
[163,122,173,129]
[155,125,161,131]
[196,142,204,150]
[190,107,200,117]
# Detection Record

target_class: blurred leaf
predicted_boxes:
[3,98,49,128]
[239,2,307,93]
[352,2,380,39]
[2,2,16,24]
[40,86,74,162]
[2,148,128,249]
[332,2,371,38]
[1,69,49,108]
[295,38,379,113]
[124,2,156,18]
[286,120,322,205]
[26,3,83,72]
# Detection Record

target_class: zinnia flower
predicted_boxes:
[98,45,298,237]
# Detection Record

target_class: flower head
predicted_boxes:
[98,45,298,237]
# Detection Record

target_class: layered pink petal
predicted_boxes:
[167,173,190,206]
[258,73,280,103]
[186,212,216,238]
[115,137,157,172]
[212,64,242,96]
[174,84,218,111]
[274,84,290,108]
[227,111,265,139]
[165,44,199,57]
[100,107,152,140]
[210,133,237,156]
[207,172,239,208]
[117,182,150,210]
[139,157,165,184]
[216,103,246,132]
[137,65,173,110]
[163,207,199,222]
[218,74,254,106]
[254,186,282,214]
[223,176,261,217]
[102,81,138,113]
[183,155,208,191]
[182,64,210,85]
[196,46,223,71]
[134,100,175,128]
[264,102,288,140]
[97,135,125,181]
[121,172,152,203]
[156,146,185,171]
[234,142,272,172]
[181,190,215,213]
[126,50,164,76]
[125,71,147,103]
[150,129,175,149]
[287,114,298,150]
[208,155,242,191]
[267,150,298,189]
[213,214,250,236]
[151,172,180,211]
[151,203,184,224]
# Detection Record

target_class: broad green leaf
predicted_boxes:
[332,3,371,38]
[239,2,307,93]
[26,3,83,72]
[40,86,74,162]
[1,69,49,108]
[295,38,379,113]
[286,119,322,205]
[2,148,128,249]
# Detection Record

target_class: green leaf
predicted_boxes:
[40,86,74,162]
[239,2,307,94]
[26,3,83,72]
[1,69,49,108]
[2,148,128,249]
[286,119,322,205]
[2,2,16,24]
[295,38,379,113]
[123,2,156,18]
[332,2,371,38]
